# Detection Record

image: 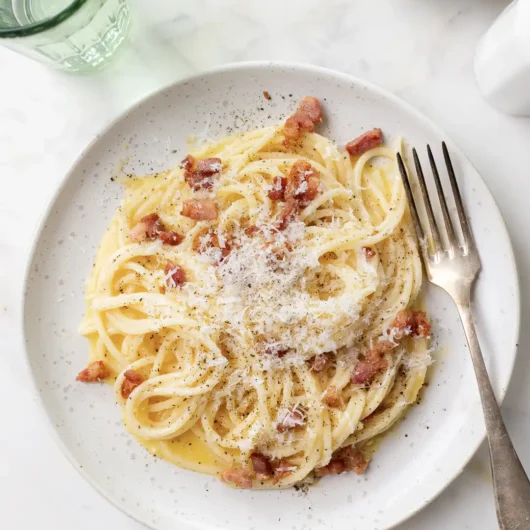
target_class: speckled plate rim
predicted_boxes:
[20,60,521,530]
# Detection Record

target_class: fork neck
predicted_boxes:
[446,282,472,308]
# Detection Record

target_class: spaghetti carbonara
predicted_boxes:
[77,96,432,489]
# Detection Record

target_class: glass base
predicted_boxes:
[1,0,132,74]
[39,0,131,73]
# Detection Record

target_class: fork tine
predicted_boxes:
[396,153,426,247]
[442,142,474,250]
[427,145,458,251]
[412,148,443,253]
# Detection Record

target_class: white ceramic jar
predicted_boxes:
[475,0,530,116]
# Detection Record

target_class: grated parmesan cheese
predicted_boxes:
[295,180,308,195]
[211,227,360,358]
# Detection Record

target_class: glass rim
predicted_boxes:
[0,0,89,38]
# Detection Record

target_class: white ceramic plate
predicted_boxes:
[23,62,519,530]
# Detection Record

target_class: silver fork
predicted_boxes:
[397,143,530,530]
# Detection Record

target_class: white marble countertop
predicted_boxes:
[1,0,530,528]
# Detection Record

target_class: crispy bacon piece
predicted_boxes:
[180,154,195,171]
[76,360,109,383]
[392,309,414,337]
[181,155,222,191]
[221,468,253,488]
[277,407,306,433]
[283,96,323,143]
[276,161,321,230]
[197,158,222,174]
[285,160,321,205]
[130,213,183,246]
[315,459,346,477]
[164,261,186,287]
[351,310,431,384]
[303,173,321,202]
[392,309,431,339]
[316,447,368,478]
[181,199,218,220]
[363,246,376,259]
[321,385,344,409]
[346,128,383,157]
[351,346,389,385]
[412,311,431,338]
[159,230,183,246]
[192,228,231,259]
[130,213,164,242]
[250,452,273,479]
[121,369,144,398]
[310,353,330,372]
[337,445,370,475]
[268,176,287,201]
[272,458,294,484]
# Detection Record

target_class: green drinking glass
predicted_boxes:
[0,0,131,73]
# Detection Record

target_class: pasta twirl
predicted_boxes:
[78,101,431,489]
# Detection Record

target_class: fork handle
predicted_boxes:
[458,297,530,529]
